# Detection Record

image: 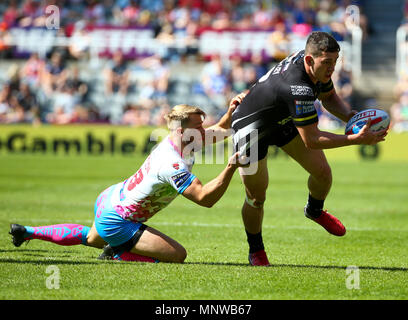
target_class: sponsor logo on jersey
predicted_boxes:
[171,171,191,189]
[290,85,314,96]
[295,100,315,115]
[173,163,180,170]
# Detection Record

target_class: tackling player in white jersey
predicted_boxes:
[10,94,247,263]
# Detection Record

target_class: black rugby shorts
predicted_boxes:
[231,107,298,162]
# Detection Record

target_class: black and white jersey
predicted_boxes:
[232,50,333,128]
[231,50,334,160]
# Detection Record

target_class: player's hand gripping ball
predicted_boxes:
[345,108,390,135]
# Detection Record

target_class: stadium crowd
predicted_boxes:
[0,0,367,127]
[391,72,408,132]
[390,0,408,132]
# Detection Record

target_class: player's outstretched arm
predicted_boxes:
[181,152,244,208]
[297,119,387,150]
[204,91,247,144]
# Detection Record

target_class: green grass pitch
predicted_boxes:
[1,134,408,300]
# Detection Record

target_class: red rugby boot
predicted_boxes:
[248,249,270,266]
[305,208,346,236]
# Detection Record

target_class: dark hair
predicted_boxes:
[305,32,340,57]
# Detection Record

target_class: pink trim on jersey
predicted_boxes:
[167,137,183,158]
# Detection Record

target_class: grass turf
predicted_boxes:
[1,149,408,300]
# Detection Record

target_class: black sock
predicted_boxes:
[246,230,264,254]
[305,194,324,218]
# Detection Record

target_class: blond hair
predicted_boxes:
[164,104,206,129]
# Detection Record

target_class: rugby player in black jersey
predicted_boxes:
[231,31,388,266]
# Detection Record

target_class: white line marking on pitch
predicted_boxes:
[22,218,408,232]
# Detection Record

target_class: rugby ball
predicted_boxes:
[345,108,390,135]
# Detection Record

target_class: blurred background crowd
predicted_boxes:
[0,0,406,132]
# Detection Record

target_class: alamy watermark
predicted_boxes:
[45,5,60,30]
[345,265,360,290]
[45,265,60,289]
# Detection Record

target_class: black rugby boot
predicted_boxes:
[9,224,29,247]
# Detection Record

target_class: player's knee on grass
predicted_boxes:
[133,226,188,263]
[131,242,187,263]
[158,242,187,263]
[172,246,187,263]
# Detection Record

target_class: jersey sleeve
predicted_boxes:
[158,160,196,194]
[286,85,318,127]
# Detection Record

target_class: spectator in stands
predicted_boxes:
[0,82,17,123]
[252,4,275,30]
[103,49,130,96]
[2,0,20,27]
[46,81,85,124]
[169,6,199,59]
[155,22,179,61]
[211,11,233,30]
[151,102,171,126]
[391,92,408,132]
[177,0,204,21]
[228,54,247,95]
[65,66,90,105]
[290,0,316,26]
[244,64,258,88]
[122,104,151,126]
[121,0,140,26]
[137,55,170,110]
[151,56,170,102]
[332,61,353,108]
[201,53,230,108]
[130,8,151,27]
[316,0,348,41]
[14,80,41,124]
[204,0,226,16]
[315,0,334,31]
[267,22,290,61]
[18,0,42,27]
[19,52,44,89]
[196,11,212,34]
[234,12,253,29]
[0,22,11,59]
[41,51,68,96]
[0,0,369,126]
[68,21,91,59]
[66,0,86,22]
[84,0,106,26]
[250,52,269,80]
[182,17,200,57]
[6,63,21,93]
[139,0,164,12]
